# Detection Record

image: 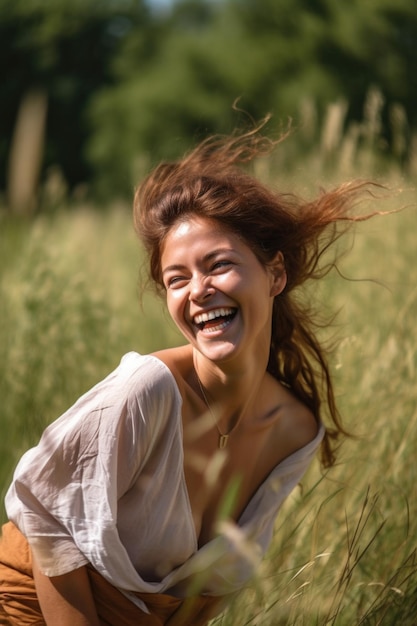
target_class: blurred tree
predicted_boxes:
[0,0,150,207]
[87,0,227,197]
[315,0,417,135]
[1,0,416,204]
[88,0,417,198]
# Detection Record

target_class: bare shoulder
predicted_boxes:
[272,382,319,458]
[283,399,318,451]
[151,346,193,390]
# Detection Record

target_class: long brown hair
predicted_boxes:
[133,122,384,468]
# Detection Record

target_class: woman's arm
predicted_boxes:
[33,558,101,626]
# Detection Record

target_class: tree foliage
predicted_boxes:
[0,0,150,194]
[87,0,417,196]
[1,0,416,202]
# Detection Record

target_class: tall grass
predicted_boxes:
[1,110,416,623]
[0,206,183,510]
[207,190,417,624]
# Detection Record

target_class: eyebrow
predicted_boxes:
[162,248,237,275]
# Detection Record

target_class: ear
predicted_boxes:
[269,251,287,297]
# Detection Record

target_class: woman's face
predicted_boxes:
[160,216,286,366]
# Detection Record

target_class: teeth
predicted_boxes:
[194,307,234,325]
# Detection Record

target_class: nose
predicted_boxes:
[189,273,214,302]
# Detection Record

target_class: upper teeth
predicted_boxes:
[194,308,234,325]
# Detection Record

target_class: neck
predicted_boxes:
[192,347,270,430]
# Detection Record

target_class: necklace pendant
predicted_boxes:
[219,434,229,449]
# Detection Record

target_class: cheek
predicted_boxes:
[215,272,242,292]
[166,291,186,324]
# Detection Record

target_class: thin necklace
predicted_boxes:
[195,373,235,449]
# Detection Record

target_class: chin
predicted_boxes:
[195,342,241,364]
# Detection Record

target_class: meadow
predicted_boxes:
[0,141,416,624]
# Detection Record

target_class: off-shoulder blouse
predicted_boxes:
[5,352,324,612]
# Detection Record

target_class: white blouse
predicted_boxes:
[5,352,324,612]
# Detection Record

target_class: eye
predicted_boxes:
[165,275,188,289]
[211,260,232,271]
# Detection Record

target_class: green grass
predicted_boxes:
[0,206,183,509]
[0,177,416,624]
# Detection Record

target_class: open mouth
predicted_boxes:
[194,307,237,333]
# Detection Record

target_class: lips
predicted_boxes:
[193,307,237,331]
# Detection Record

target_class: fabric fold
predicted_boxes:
[0,522,221,626]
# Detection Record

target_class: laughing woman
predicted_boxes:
[0,124,381,625]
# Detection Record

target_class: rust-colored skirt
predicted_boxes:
[0,522,223,626]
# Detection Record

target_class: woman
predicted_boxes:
[0,124,379,625]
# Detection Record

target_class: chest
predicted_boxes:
[182,421,282,547]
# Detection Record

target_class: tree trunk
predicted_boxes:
[7,90,48,216]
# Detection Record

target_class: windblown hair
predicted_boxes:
[133,122,383,468]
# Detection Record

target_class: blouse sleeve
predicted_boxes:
[5,352,180,577]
